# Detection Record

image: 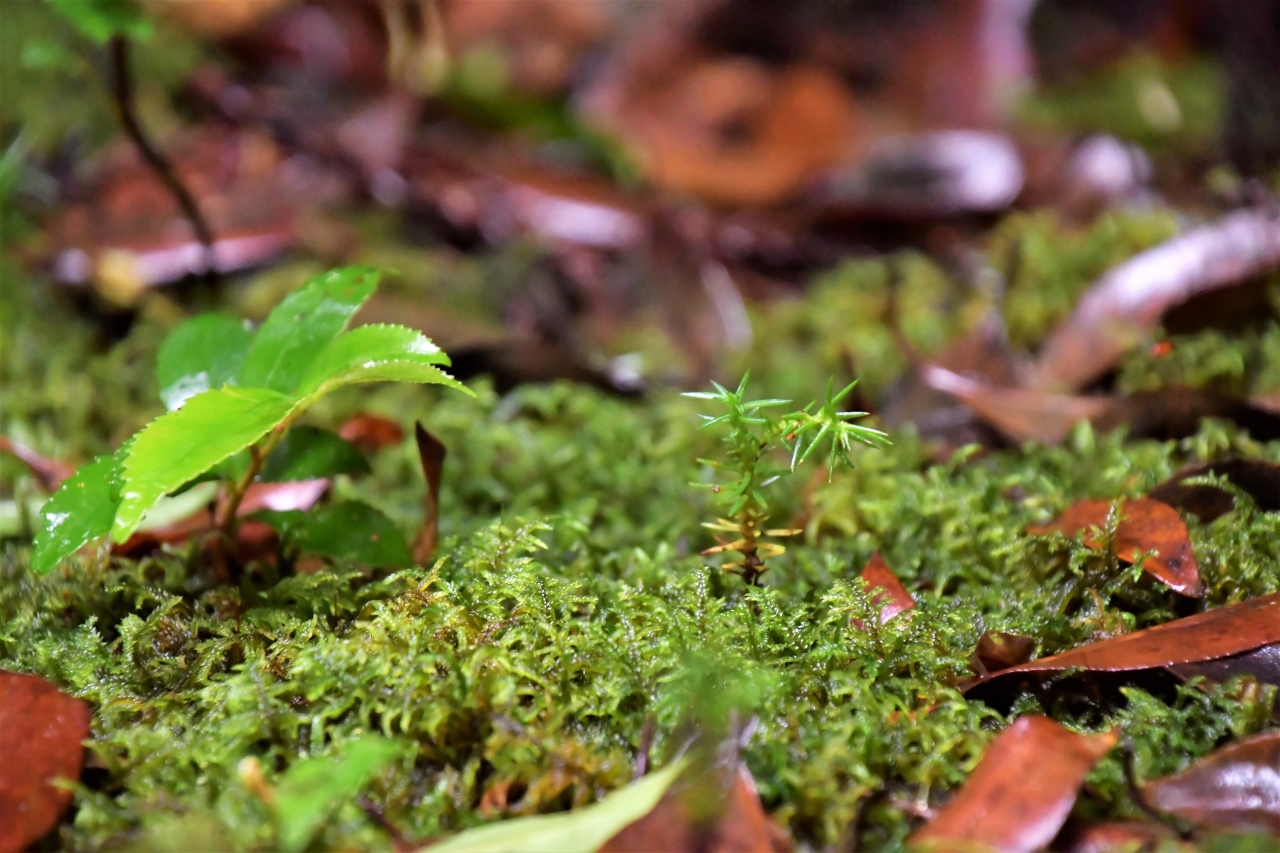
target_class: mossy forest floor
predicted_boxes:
[7,205,1280,850]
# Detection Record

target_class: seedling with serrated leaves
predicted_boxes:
[685,374,889,585]
[31,266,471,576]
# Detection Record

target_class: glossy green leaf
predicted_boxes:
[156,313,254,410]
[298,324,468,399]
[112,387,300,542]
[260,426,370,481]
[274,735,404,853]
[268,500,412,567]
[47,0,152,43]
[428,760,685,853]
[238,267,380,394]
[31,454,121,574]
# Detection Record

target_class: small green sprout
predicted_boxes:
[31,266,472,577]
[685,374,889,585]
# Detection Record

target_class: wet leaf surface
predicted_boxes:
[964,593,1280,702]
[1027,497,1203,597]
[1030,209,1280,393]
[909,715,1118,853]
[0,671,92,853]
[32,454,122,574]
[1142,731,1280,833]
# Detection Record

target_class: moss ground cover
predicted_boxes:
[6,224,1280,850]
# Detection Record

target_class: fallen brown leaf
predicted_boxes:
[0,671,92,853]
[1149,457,1280,523]
[970,632,1036,677]
[964,593,1280,702]
[921,364,1110,445]
[1057,819,1174,853]
[1142,731,1280,833]
[922,371,1280,447]
[338,413,406,455]
[1027,497,1203,597]
[909,715,1118,853]
[855,552,915,628]
[1029,208,1280,393]
[412,423,446,565]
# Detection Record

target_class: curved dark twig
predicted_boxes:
[108,35,219,283]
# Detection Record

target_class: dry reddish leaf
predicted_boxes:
[970,632,1036,677]
[1027,497,1203,597]
[856,552,915,627]
[1057,820,1174,853]
[1142,731,1280,833]
[964,593,1280,700]
[922,370,1280,448]
[338,414,405,455]
[590,57,859,207]
[602,764,792,853]
[920,365,1111,445]
[412,423,446,566]
[1149,457,1280,523]
[1029,208,1280,393]
[0,671,92,853]
[910,715,1118,853]
[1092,388,1280,443]
[0,436,75,491]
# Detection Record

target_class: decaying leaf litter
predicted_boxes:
[13,1,1280,851]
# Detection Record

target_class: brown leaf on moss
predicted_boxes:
[909,715,1117,853]
[970,631,1036,677]
[338,413,406,455]
[1149,457,1280,522]
[412,423,447,565]
[1056,820,1174,853]
[589,57,859,207]
[602,764,792,853]
[854,552,915,629]
[0,671,92,853]
[964,593,1280,701]
[1028,208,1280,393]
[920,365,1110,445]
[1026,497,1203,597]
[1142,731,1280,833]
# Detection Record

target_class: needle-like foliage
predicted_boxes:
[685,374,889,584]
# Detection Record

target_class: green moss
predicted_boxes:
[1017,51,1225,157]
[5,223,1280,850]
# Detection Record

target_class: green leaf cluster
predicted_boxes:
[31,266,469,573]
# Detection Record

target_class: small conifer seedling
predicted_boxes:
[31,266,472,575]
[685,374,889,585]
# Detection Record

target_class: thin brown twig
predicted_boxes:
[108,35,219,283]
